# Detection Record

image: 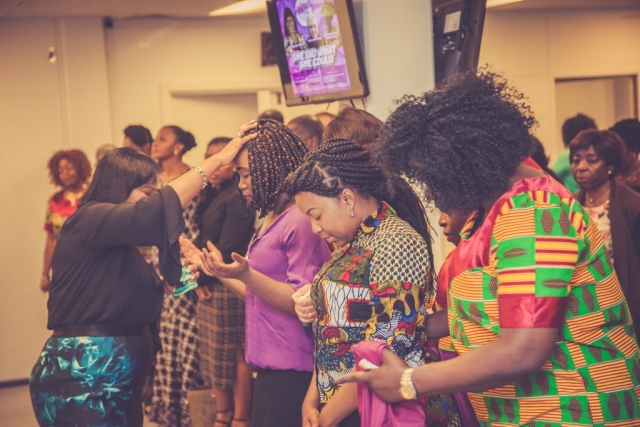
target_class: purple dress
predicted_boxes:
[244,206,331,372]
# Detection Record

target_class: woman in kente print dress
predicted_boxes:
[285,139,460,426]
[337,71,640,426]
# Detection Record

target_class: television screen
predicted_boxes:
[266,0,369,106]
[432,0,486,84]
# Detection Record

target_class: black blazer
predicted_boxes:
[197,178,255,287]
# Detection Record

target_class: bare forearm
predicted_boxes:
[304,371,320,407]
[319,382,358,425]
[168,155,224,208]
[219,278,246,299]
[238,268,296,314]
[413,329,556,396]
[42,234,55,275]
[424,310,449,340]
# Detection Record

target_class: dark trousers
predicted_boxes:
[250,368,313,427]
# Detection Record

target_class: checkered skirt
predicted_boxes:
[196,283,245,389]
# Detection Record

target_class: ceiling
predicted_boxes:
[0,0,238,19]
[0,0,639,19]
[498,0,640,11]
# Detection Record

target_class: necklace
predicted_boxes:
[587,192,609,205]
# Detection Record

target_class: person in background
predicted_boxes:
[320,1,341,48]
[285,139,460,427]
[287,115,324,151]
[610,118,640,192]
[257,109,284,123]
[570,128,640,338]
[124,124,154,155]
[283,7,307,53]
[551,113,597,193]
[306,14,324,48]
[315,111,335,129]
[528,136,561,182]
[95,143,116,165]
[148,125,204,427]
[182,119,331,427]
[338,71,640,426]
[40,149,92,292]
[29,130,254,427]
[195,137,255,427]
[322,107,383,149]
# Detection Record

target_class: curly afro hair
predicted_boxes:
[47,149,92,188]
[373,70,536,216]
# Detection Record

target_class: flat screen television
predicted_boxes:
[432,0,486,84]
[266,0,369,106]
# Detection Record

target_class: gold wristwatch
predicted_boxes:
[399,368,417,399]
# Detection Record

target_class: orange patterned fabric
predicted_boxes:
[441,176,640,426]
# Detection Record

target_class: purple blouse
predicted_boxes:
[244,206,331,372]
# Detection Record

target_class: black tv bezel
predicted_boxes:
[266,0,369,106]
[432,0,486,84]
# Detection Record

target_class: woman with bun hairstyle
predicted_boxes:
[148,125,206,426]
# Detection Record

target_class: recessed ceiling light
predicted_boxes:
[487,0,525,8]
[209,0,266,16]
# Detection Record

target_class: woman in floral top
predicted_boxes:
[285,139,460,427]
[41,149,92,292]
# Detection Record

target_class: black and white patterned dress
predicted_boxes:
[148,187,205,427]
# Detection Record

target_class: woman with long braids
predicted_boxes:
[182,119,331,427]
[283,139,460,427]
[337,71,640,426]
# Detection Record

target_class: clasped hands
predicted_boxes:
[179,236,250,281]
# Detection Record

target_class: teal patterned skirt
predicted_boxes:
[29,333,152,427]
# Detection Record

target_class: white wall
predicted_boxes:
[105,15,342,165]
[479,9,640,160]
[0,17,111,382]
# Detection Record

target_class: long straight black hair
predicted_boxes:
[79,147,159,207]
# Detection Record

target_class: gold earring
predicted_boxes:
[349,206,355,218]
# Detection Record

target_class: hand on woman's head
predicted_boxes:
[213,121,258,166]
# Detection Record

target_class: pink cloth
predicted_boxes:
[427,344,480,427]
[352,341,425,427]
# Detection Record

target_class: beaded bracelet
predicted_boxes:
[193,166,208,190]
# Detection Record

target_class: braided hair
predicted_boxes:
[282,138,434,286]
[244,119,309,216]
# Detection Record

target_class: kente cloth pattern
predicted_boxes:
[441,177,640,426]
[30,336,144,426]
[311,202,461,425]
